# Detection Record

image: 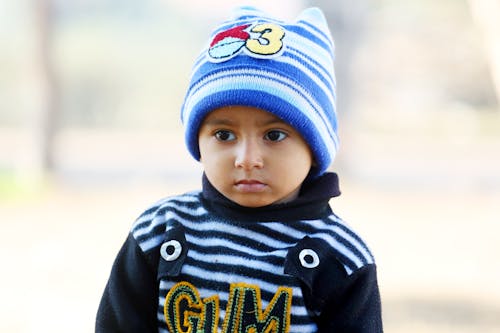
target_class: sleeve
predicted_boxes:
[95,233,159,333]
[316,265,383,333]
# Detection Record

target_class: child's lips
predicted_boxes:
[234,179,267,192]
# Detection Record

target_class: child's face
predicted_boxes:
[198,106,313,208]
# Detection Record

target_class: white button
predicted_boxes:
[299,249,320,268]
[160,240,182,261]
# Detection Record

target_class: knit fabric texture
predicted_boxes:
[181,6,338,177]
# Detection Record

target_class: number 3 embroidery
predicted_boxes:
[208,23,285,62]
[246,23,285,55]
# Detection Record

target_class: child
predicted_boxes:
[96,6,382,333]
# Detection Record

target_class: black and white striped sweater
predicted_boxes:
[96,173,383,332]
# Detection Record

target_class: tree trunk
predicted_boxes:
[468,0,500,110]
[35,0,60,173]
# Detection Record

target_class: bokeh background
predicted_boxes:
[1,0,499,332]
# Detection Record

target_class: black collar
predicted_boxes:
[200,172,341,222]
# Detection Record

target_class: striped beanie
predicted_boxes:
[181,6,338,177]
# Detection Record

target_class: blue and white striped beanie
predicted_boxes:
[181,6,338,177]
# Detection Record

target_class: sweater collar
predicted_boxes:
[200,172,341,222]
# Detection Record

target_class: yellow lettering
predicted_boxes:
[222,283,292,333]
[165,282,292,333]
[164,282,219,333]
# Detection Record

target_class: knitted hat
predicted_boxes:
[181,6,338,177]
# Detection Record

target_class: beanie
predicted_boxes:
[181,6,338,177]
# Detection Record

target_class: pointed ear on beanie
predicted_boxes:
[296,7,330,28]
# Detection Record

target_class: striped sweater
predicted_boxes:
[96,173,382,332]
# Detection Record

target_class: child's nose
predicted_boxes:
[234,138,264,170]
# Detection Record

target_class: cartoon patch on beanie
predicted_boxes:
[208,23,286,62]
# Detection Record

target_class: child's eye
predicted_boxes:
[214,130,236,141]
[264,130,287,142]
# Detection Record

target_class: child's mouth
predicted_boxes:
[234,179,267,192]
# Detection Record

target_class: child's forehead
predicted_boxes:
[202,106,289,126]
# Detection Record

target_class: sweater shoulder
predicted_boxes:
[316,212,376,275]
[130,190,203,252]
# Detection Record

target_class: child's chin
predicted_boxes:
[230,194,274,208]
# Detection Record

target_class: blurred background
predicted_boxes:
[1,0,499,332]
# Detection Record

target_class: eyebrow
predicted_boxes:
[260,118,287,126]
